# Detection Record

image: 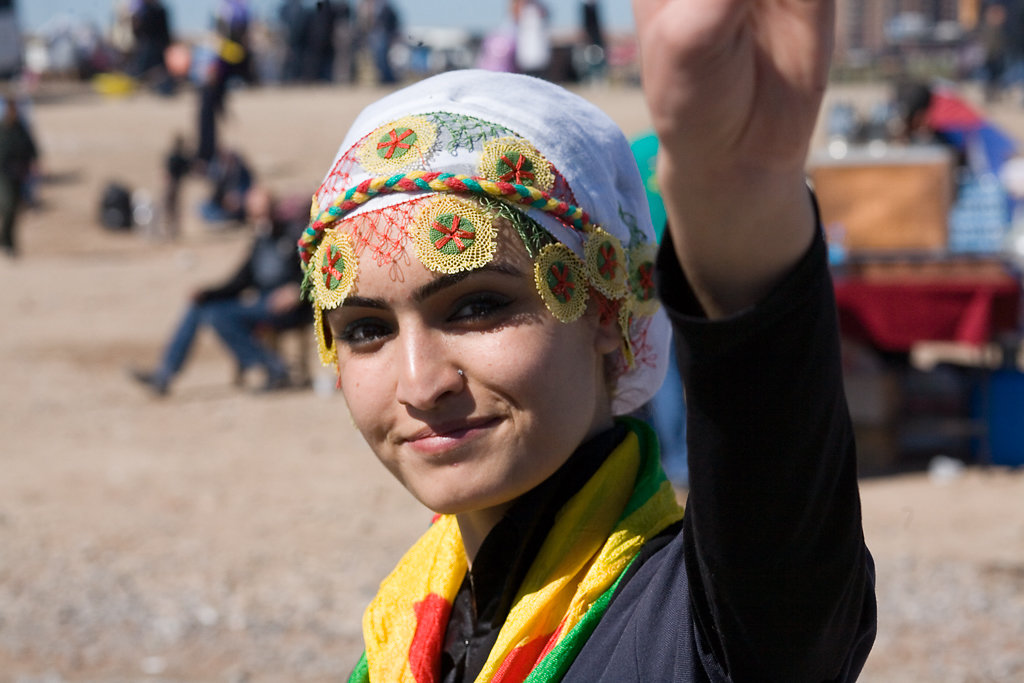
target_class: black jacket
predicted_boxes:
[439,228,876,682]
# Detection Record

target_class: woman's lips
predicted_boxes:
[402,417,501,454]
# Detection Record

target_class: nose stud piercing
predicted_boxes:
[457,368,465,377]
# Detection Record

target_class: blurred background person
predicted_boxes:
[214,0,257,85]
[579,0,606,81]
[476,6,517,74]
[129,0,172,87]
[331,0,356,84]
[979,3,1009,103]
[278,0,310,83]
[358,0,399,84]
[513,0,550,78]
[0,97,38,258]
[303,0,341,82]
[200,147,254,224]
[130,186,308,395]
[162,132,192,239]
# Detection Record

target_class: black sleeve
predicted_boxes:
[656,224,877,682]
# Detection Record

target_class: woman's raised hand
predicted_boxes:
[632,0,835,316]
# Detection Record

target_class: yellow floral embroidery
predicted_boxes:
[628,242,660,316]
[310,228,358,311]
[414,196,497,274]
[480,137,554,192]
[357,115,437,175]
[584,228,629,300]
[534,243,589,322]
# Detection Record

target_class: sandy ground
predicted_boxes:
[0,79,1022,682]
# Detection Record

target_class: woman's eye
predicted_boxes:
[450,293,512,323]
[337,318,393,346]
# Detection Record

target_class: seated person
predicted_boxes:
[132,186,310,395]
[200,147,253,224]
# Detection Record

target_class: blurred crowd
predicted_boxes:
[15,0,621,90]
[0,0,623,395]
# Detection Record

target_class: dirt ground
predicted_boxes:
[0,79,1022,683]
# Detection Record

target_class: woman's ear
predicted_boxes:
[593,307,623,356]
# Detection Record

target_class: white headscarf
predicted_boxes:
[303,69,670,414]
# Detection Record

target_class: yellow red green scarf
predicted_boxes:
[347,417,684,683]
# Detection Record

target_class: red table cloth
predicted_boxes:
[833,274,1021,352]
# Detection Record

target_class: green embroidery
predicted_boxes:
[431,111,514,155]
[631,261,656,302]
[430,213,477,254]
[376,127,417,160]
[480,197,555,258]
[496,151,536,185]
[320,245,346,290]
[619,204,645,248]
[545,260,577,304]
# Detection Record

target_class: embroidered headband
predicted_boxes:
[300,69,670,415]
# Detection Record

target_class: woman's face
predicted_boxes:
[327,220,620,520]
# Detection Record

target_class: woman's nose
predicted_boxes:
[394,328,465,410]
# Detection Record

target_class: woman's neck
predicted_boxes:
[456,503,513,565]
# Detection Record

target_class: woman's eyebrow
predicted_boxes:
[341,296,387,309]
[413,262,524,303]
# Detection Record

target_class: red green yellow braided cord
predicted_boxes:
[298,171,595,264]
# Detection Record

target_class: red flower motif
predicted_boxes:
[549,262,576,301]
[498,152,535,185]
[598,243,618,279]
[377,127,416,159]
[432,214,475,252]
[320,246,345,289]
[636,262,654,298]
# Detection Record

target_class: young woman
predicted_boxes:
[298,1,876,680]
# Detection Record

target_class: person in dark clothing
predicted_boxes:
[132,187,309,395]
[195,60,227,167]
[214,0,257,85]
[979,3,1009,103]
[279,0,311,83]
[130,0,172,80]
[579,0,607,80]
[359,0,399,84]
[0,98,38,258]
[162,133,192,239]
[331,1,356,84]
[303,0,339,82]
[581,0,604,48]
[295,1,875,680]
[200,148,253,223]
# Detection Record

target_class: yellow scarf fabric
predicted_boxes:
[351,418,684,683]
